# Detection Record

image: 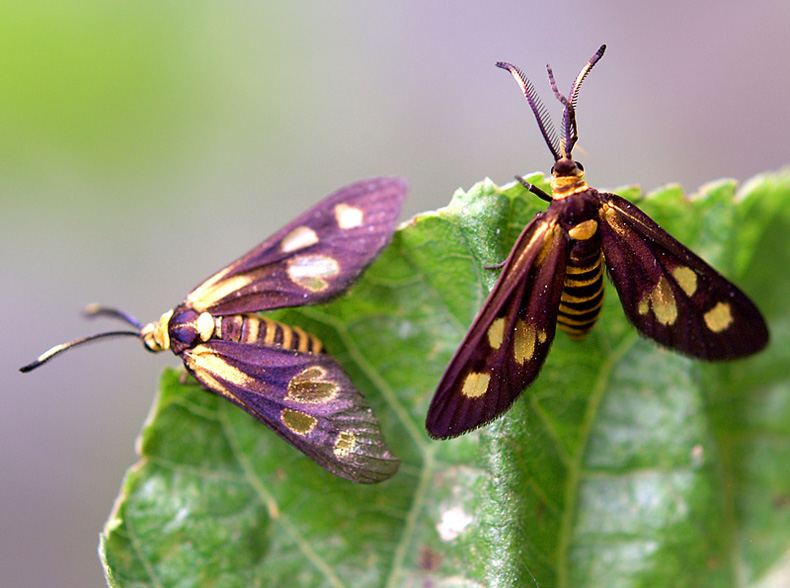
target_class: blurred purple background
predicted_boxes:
[3,2,789,586]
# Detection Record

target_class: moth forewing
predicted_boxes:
[426,214,568,438]
[598,192,769,359]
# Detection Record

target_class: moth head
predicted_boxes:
[140,309,174,353]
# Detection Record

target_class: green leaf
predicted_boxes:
[101,170,790,587]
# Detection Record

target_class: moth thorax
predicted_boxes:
[141,309,174,352]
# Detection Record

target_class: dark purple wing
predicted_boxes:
[185,177,407,315]
[179,339,400,483]
[426,213,569,438]
[599,192,768,359]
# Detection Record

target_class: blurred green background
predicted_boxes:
[3,1,789,587]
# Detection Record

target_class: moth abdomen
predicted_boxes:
[558,250,605,339]
[215,314,323,354]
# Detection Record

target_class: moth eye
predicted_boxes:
[576,162,584,172]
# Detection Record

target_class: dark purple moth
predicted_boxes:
[426,45,769,439]
[22,177,407,483]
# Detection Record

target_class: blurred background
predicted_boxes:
[2,1,789,586]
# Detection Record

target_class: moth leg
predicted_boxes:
[516,175,552,203]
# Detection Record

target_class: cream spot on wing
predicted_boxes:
[280,226,319,253]
[334,203,365,229]
[281,408,318,436]
[462,372,490,398]
[183,345,253,389]
[187,274,254,312]
[513,319,536,365]
[568,219,598,241]
[672,266,698,297]
[651,277,678,326]
[637,296,650,316]
[287,366,338,403]
[487,318,506,350]
[704,301,733,333]
[333,431,356,458]
[287,254,340,292]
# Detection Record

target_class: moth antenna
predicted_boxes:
[84,303,144,329]
[560,44,607,157]
[19,331,141,373]
[496,61,560,160]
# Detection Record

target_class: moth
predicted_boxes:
[426,45,769,439]
[21,177,407,483]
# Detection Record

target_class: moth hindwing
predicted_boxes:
[21,177,408,484]
[426,46,768,439]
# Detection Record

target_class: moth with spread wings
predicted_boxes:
[22,177,407,483]
[426,45,769,439]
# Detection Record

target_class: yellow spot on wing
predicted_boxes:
[183,345,253,389]
[334,431,356,457]
[651,277,678,326]
[462,372,490,398]
[334,203,365,229]
[287,366,338,403]
[487,318,506,350]
[513,319,536,365]
[287,254,340,292]
[188,274,254,312]
[281,408,318,435]
[281,225,320,252]
[704,302,733,333]
[672,266,698,297]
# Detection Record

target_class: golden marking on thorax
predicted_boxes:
[513,319,536,365]
[568,219,598,241]
[262,316,277,345]
[462,372,490,398]
[704,302,733,333]
[334,203,365,229]
[196,312,215,342]
[650,277,678,326]
[188,274,254,312]
[184,345,253,388]
[551,178,589,199]
[243,316,260,344]
[487,318,506,350]
[287,254,340,292]
[281,408,317,436]
[287,366,338,403]
[281,226,320,253]
[672,266,698,297]
[561,282,604,304]
[334,431,357,458]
